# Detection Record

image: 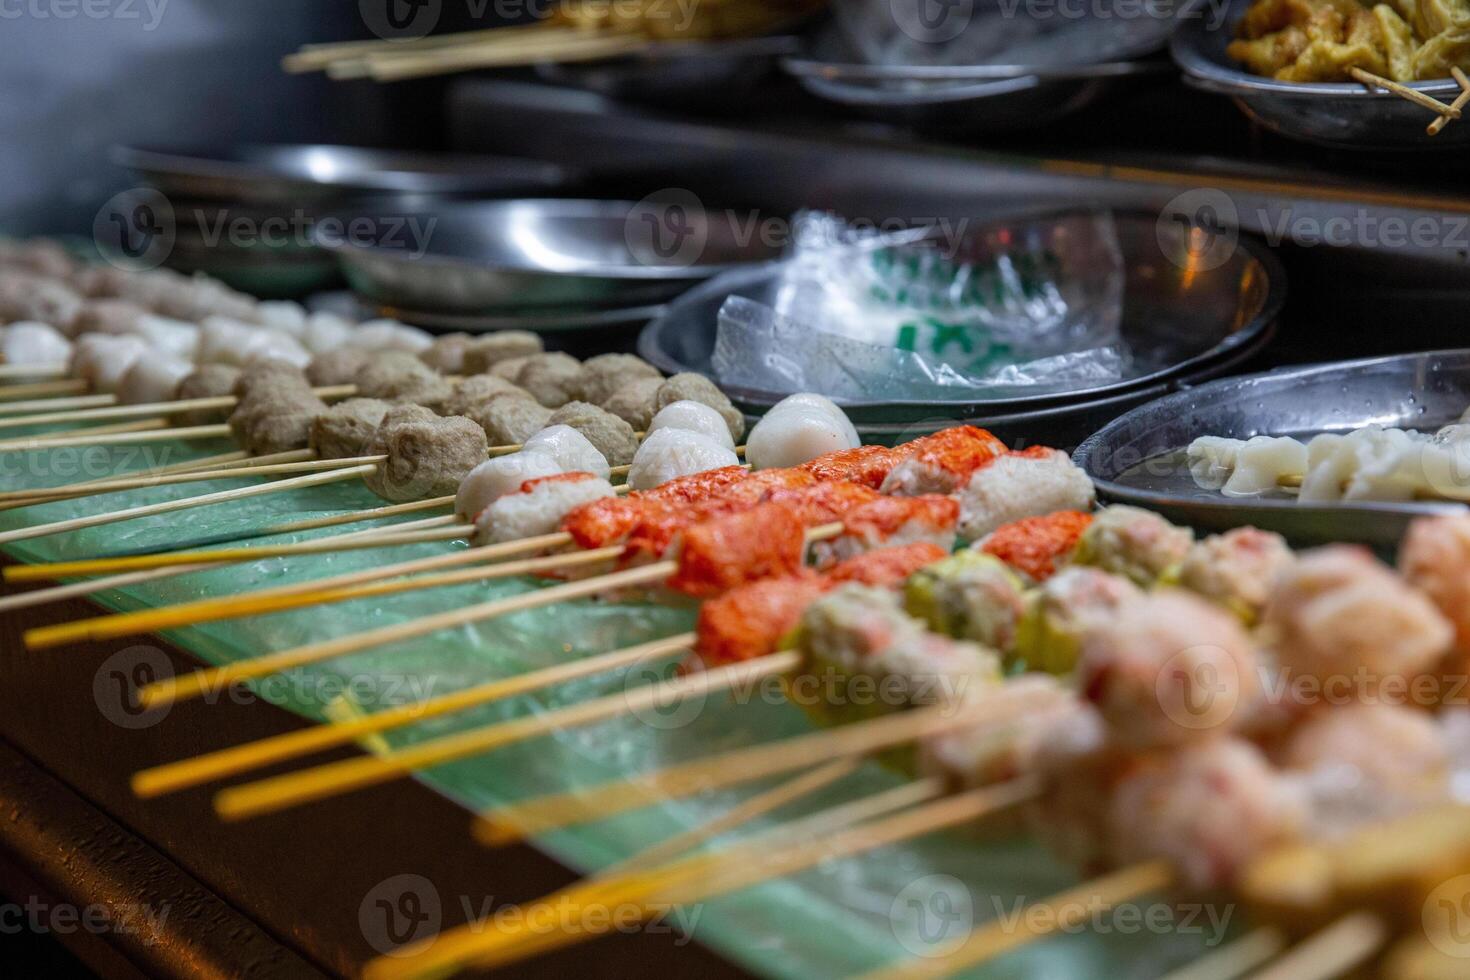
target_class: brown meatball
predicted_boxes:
[67,298,148,339]
[353,351,453,410]
[419,332,472,374]
[364,415,490,502]
[514,352,586,408]
[440,374,532,418]
[307,348,373,388]
[230,391,327,454]
[0,272,83,329]
[548,401,640,466]
[488,355,533,381]
[461,330,544,375]
[600,375,663,431]
[579,353,662,406]
[310,398,394,460]
[654,372,743,441]
[175,364,242,426]
[232,360,309,397]
[0,238,77,279]
[470,397,552,446]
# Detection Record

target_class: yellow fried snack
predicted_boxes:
[1227,0,1470,81]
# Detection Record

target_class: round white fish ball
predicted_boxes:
[522,424,610,480]
[354,318,433,354]
[746,401,860,470]
[765,393,859,446]
[132,314,200,361]
[646,400,736,450]
[116,353,193,405]
[627,428,739,491]
[70,334,149,393]
[301,312,357,354]
[477,475,617,545]
[1,321,71,365]
[255,300,309,337]
[454,450,563,522]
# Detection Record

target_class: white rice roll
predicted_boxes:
[301,312,358,354]
[955,449,1096,542]
[522,424,610,480]
[116,352,193,404]
[1,321,71,365]
[454,450,563,522]
[1221,436,1307,497]
[353,318,433,354]
[627,427,739,491]
[69,334,149,393]
[646,399,736,450]
[745,393,860,470]
[475,472,616,545]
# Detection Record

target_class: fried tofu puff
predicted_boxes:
[1070,504,1193,587]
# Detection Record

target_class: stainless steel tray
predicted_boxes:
[1171,0,1470,150]
[317,198,784,314]
[638,210,1284,424]
[112,143,572,202]
[1073,350,1470,550]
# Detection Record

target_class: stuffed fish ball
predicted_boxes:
[116,353,192,405]
[1014,566,1143,675]
[455,450,563,522]
[1176,527,1295,623]
[1399,513,1470,669]
[627,428,739,491]
[69,334,149,393]
[475,472,617,545]
[904,550,1028,655]
[521,425,610,480]
[647,400,736,451]
[746,396,860,470]
[1278,703,1449,812]
[0,321,71,365]
[1071,504,1193,587]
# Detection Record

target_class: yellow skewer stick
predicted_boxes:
[0,454,386,502]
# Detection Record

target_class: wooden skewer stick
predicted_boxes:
[0,454,385,502]
[368,32,648,82]
[0,379,93,402]
[0,463,377,546]
[213,652,804,821]
[0,362,68,381]
[1157,928,1287,980]
[283,22,554,72]
[1428,67,1470,135]
[1349,67,1461,117]
[366,779,1036,980]
[0,512,456,615]
[25,538,615,652]
[856,860,1176,980]
[1244,912,1387,980]
[0,393,115,416]
[476,678,1058,845]
[0,447,299,513]
[0,423,232,452]
[132,633,695,798]
[0,383,356,431]
[0,418,176,451]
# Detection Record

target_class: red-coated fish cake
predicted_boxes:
[667,501,807,598]
[979,510,1093,583]
[694,571,832,667]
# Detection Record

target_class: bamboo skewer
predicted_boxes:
[1349,67,1462,117]
[0,423,232,452]
[131,632,696,798]
[1158,929,1288,980]
[0,383,356,432]
[213,652,804,821]
[1428,67,1470,135]
[0,362,68,381]
[0,448,295,513]
[365,31,648,82]
[0,379,93,402]
[0,463,377,546]
[0,393,114,416]
[283,22,553,73]
[0,454,386,502]
[1245,913,1388,980]
[1,418,176,449]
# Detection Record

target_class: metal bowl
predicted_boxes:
[638,210,1285,425]
[316,198,785,315]
[1171,0,1470,150]
[1074,350,1470,550]
[112,143,572,203]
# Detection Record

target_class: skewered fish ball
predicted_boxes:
[353,352,453,410]
[1014,566,1143,675]
[81,308,199,360]
[954,447,1096,542]
[440,375,531,418]
[364,414,490,502]
[353,319,433,353]
[515,352,587,408]
[461,331,543,375]
[69,333,149,394]
[627,428,740,491]
[116,353,192,405]
[654,372,744,441]
[1077,590,1260,748]
[977,510,1094,585]
[306,348,373,388]
[0,237,76,279]
[600,375,663,431]
[647,400,736,451]
[548,401,640,466]
[521,425,610,480]
[1175,527,1296,623]
[879,426,1008,497]
[579,353,662,406]
[198,316,309,369]
[300,312,356,354]
[310,398,393,461]
[918,674,1081,794]
[904,551,1027,655]
[67,298,150,339]
[810,494,958,568]
[0,321,71,365]
[1106,738,1307,893]
[454,450,563,522]
[175,364,241,425]
[471,397,553,446]
[474,472,617,545]
[1023,706,1136,871]
[1262,545,1452,694]
[254,300,307,336]
[229,366,326,454]
[1399,513,1470,670]
[418,333,472,374]
[746,394,860,470]
[1071,504,1193,586]
[0,271,82,328]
